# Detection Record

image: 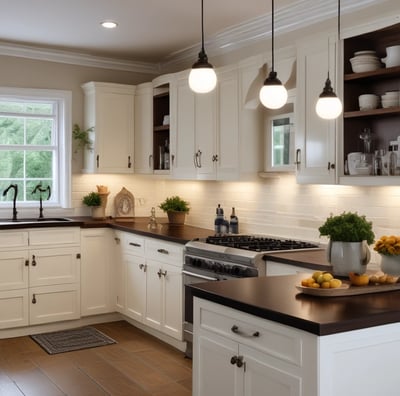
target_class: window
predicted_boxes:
[0,87,71,209]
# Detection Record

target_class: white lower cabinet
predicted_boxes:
[80,228,114,316]
[193,298,315,396]
[0,228,81,329]
[118,231,184,340]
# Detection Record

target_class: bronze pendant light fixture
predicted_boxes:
[315,0,343,119]
[259,0,288,109]
[188,0,217,93]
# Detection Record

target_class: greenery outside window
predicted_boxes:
[0,87,71,209]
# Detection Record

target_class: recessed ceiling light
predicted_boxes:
[101,21,118,29]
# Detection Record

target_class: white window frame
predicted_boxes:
[0,87,71,210]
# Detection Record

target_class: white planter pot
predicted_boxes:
[327,241,371,276]
[380,254,400,275]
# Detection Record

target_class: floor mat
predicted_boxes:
[30,326,116,354]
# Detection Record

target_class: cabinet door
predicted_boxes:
[217,66,240,180]
[195,91,218,179]
[134,82,153,174]
[82,82,135,174]
[296,34,338,184]
[241,344,301,396]
[0,251,29,291]
[193,330,241,396]
[29,284,80,325]
[29,247,80,287]
[162,262,183,339]
[144,259,163,330]
[0,289,29,329]
[114,231,125,313]
[80,229,113,316]
[172,72,197,179]
[125,253,146,322]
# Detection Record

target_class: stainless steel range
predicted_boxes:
[182,234,319,357]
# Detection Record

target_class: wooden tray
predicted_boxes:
[296,281,400,297]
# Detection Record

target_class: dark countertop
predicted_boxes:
[190,273,400,336]
[0,216,213,245]
[264,249,332,271]
[108,218,213,244]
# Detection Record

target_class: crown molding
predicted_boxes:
[0,41,161,74]
[0,0,384,74]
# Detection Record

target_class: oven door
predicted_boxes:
[182,269,220,357]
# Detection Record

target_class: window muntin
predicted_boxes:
[0,88,71,209]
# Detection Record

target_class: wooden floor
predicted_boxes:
[0,321,192,396]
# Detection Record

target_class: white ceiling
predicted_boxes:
[0,0,384,70]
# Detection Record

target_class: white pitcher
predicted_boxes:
[381,45,400,68]
[327,240,371,276]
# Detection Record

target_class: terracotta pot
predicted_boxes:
[167,211,186,225]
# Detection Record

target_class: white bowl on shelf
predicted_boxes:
[354,50,377,56]
[354,166,371,175]
[382,100,399,108]
[359,94,380,110]
[350,62,381,73]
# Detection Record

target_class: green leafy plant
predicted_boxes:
[159,196,190,213]
[319,211,375,244]
[82,192,101,207]
[72,124,94,152]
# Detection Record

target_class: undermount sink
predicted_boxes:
[0,217,73,224]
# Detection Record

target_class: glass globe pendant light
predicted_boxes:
[315,0,342,119]
[189,0,217,93]
[259,0,287,109]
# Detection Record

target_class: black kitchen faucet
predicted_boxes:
[2,184,18,221]
[32,183,51,219]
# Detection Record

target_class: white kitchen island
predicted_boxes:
[191,275,400,396]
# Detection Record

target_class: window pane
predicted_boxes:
[0,116,24,144]
[0,101,53,115]
[0,150,24,178]
[26,119,53,145]
[26,151,52,178]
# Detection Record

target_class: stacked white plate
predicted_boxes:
[381,91,399,108]
[350,50,382,73]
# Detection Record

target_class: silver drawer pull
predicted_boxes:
[157,248,169,254]
[231,325,260,338]
[129,242,141,247]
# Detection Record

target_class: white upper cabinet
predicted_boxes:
[82,82,136,174]
[295,33,338,184]
[134,82,153,174]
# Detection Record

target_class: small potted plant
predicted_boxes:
[374,235,400,275]
[72,124,94,153]
[158,196,190,225]
[82,191,104,219]
[319,211,375,276]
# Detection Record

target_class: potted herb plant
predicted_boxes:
[82,191,104,219]
[158,196,190,225]
[72,124,94,153]
[319,211,375,276]
[374,235,400,275]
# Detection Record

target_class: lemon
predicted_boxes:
[329,278,342,288]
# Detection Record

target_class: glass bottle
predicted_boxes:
[229,207,239,234]
[214,204,224,235]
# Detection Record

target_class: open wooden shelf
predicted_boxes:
[153,125,170,132]
[344,106,400,118]
[344,65,400,81]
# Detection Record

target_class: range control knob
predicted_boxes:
[231,265,243,276]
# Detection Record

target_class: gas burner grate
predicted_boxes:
[205,235,318,252]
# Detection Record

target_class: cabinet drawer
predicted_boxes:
[29,227,80,247]
[145,239,183,267]
[122,234,145,256]
[196,298,303,367]
[0,231,29,250]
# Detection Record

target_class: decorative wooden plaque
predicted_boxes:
[114,187,135,221]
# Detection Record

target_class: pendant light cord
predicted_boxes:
[201,0,205,53]
[271,0,275,72]
[338,0,341,40]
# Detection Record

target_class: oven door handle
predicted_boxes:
[182,270,218,281]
